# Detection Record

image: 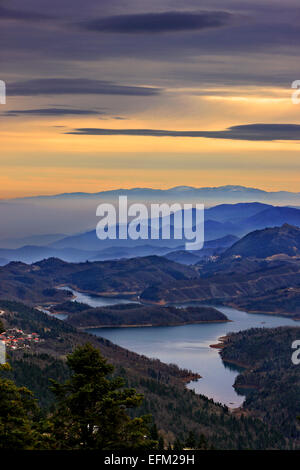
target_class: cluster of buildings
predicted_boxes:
[0,328,41,350]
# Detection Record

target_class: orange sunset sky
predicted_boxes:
[1,0,300,198]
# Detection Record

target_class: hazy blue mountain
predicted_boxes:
[206,202,271,222]
[1,202,299,264]
[50,203,300,251]
[2,187,300,241]
[202,234,239,248]
[0,246,96,264]
[0,234,238,265]
[92,244,172,261]
[16,185,300,205]
[164,234,239,265]
[50,219,239,251]
[243,206,300,230]
[164,250,203,265]
[0,233,66,249]
[0,239,180,264]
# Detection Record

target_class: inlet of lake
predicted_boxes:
[59,287,299,408]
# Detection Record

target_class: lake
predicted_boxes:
[63,288,299,408]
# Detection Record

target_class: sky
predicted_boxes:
[1,0,300,198]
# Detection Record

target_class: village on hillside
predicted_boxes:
[0,328,41,351]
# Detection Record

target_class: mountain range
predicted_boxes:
[14,185,300,205]
[1,186,300,242]
[0,202,298,265]
[164,235,239,265]
[0,224,299,318]
[45,203,300,251]
[0,235,239,265]
[141,225,300,317]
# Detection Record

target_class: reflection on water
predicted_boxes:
[58,286,139,308]
[222,360,246,374]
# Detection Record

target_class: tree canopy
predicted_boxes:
[0,364,40,449]
[48,343,156,450]
[0,344,156,450]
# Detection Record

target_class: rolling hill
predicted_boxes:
[141,225,300,316]
[0,226,299,318]
[243,206,300,230]
[64,303,229,328]
[164,235,239,265]
[223,224,300,259]
[0,256,198,304]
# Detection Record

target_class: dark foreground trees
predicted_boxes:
[0,364,40,449]
[48,343,155,449]
[0,344,156,450]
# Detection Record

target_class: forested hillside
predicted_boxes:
[221,327,300,446]
[0,300,287,449]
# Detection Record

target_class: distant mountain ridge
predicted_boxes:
[1,187,300,242]
[50,202,300,251]
[0,202,299,264]
[0,233,66,249]
[164,235,239,265]
[0,235,239,265]
[12,185,300,201]
[242,206,300,230]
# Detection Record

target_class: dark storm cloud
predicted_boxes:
[7,79,161,97]
[0,6,54,21]
[79,10,233,34]
[3,108,105,117]
[65,124,300,141]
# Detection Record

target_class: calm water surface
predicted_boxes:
[64,288,299,408]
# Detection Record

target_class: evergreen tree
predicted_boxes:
[48,343,156,450]
[0,364,40,449]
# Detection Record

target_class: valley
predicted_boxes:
[0,299,287,449]
[0,219,300,449]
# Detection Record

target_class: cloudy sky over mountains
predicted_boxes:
[1,0,300,197]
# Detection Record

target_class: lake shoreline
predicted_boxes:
[209,335,229,349]
[49,287,298,409]
[82,319,231,330]
[55,285,300,320]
